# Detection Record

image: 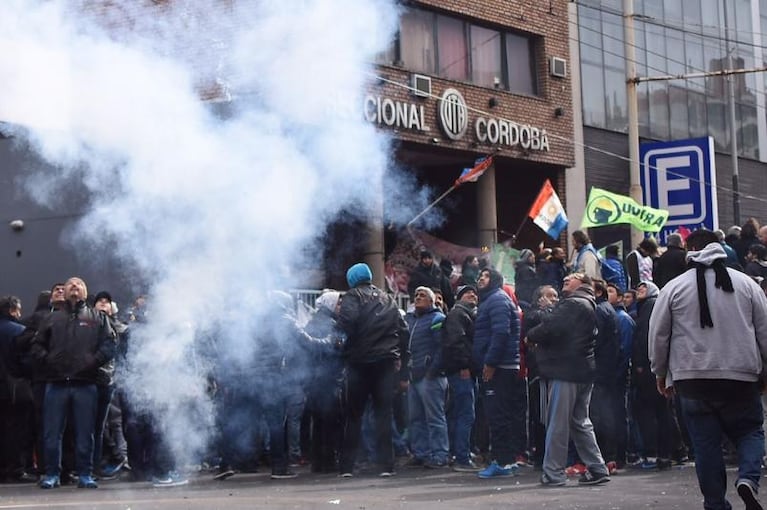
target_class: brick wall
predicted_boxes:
[369,0,573,168]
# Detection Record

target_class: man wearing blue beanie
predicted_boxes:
[337,262,410,478]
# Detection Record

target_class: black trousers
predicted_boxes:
[340,360,395,473]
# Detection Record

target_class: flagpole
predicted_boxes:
[509,216,529,245]
[406,184,457,227]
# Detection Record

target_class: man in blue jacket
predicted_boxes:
[473,268,525,478]
[404,286,448,468]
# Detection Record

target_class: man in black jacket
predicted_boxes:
[442,285,478,472]
[31,277,116,489]
[337,263,409,478]
[408,251,454,310]
[527,274,610,487]
[653,233,687,288]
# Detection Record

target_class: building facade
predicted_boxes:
[575,0,767,250]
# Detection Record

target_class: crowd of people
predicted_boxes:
[1,220,767,509]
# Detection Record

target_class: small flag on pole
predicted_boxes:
[455,156,493,186]
[528,180,569,239]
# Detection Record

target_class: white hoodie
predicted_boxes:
[649,242,767,383]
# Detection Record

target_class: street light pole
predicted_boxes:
[624,0,644,249]
[723,0,741,225]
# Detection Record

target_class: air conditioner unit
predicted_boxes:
[550,57,567,78]
[412,74,432,97]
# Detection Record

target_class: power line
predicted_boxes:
[575,0,767,48]
[368,71,767,209]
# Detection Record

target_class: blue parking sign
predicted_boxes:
[640,136,718,244]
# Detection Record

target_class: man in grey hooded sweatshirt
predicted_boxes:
[649,229,767,510]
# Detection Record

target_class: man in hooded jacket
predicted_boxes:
[650,229,767,510]
[472,268,526,478]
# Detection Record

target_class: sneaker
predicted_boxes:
[541,473,566,487]
[736,479,764,510]
[39,475,60,489]
[17,471,38,483]
[77,475,98,489]
[424,460,448,469]
[656,458,673,471]
[477,461,515,479]
[379,471,395,478]
[213,467,237,480]
[640,458,657,470]
[100,458,128,478]
[152,472,189,488]
[453,461,482,473]
[515,455,530,467]
[270,470,298,479]
[606,461,618,475]
[338,472,353,478]
[565,463,587,476]
[578,470,610,486]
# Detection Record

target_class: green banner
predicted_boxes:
[581,187,668,232]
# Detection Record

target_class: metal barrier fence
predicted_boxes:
[290,289,410,311]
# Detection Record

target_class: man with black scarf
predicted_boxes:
[650,229,767,510]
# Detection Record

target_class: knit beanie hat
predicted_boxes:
[518,249,534,263]
[346,263,373,288]
[455,284,477,301]
[315,291,341,313]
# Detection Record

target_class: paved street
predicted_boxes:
[0,463,758,510]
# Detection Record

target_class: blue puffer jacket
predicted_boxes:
[472,269,520,373]
[406,306,446,380]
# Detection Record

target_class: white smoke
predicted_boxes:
[0,0,425,466]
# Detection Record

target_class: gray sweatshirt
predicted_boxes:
[649,242,767,383]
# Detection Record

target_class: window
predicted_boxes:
[396,8,538,94]
[505,33,536,95]
[400,9,435,74]
[470,25,502,88]
[436,15,468,81]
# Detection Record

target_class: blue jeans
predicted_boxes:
[43,382,98,477]
[408,376,449,464]
[679,393,764,510]
[447,374,475,464]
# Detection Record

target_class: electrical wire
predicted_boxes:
[368,70,767,208]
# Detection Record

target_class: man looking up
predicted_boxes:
[31,277,116,489]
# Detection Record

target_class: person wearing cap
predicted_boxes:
[408,250,454,311]
[31,277,116,489]
[337,263,410,478]
[632,281,678,471]
[303,290,346,473]
[514,249,539,309]
[91,291,129,479]
[649,229,767,510]
[442,285,479,472]
[403,286,448,469]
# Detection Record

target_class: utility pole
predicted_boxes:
[723,0,741,225]
[623,0,644,249]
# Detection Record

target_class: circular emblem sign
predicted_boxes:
[439,88,468,140]
[586,194,621,225]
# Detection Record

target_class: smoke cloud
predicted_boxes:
[0,0,435,466]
